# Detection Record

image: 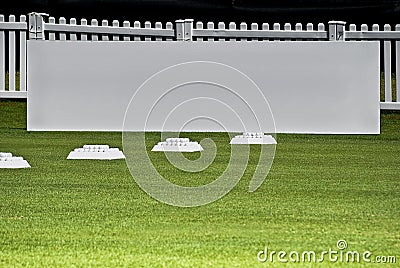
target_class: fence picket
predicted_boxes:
[134,21,140,41]
[360,24,368,43]
[59,17,66,41]
[112,20,119,41]
[306,22,313,41]
[207,22,214,41]
[91,19,98,41]
[102,20,109,40]
[49,17,56,40]
[145,22,151,41]
[318,23,325,41]
[251,23,258,41]
[70,18,77,41]
[155,22,162,41]
[218,22,225,41]
[262,23,269,41]
[240,22,247,41]
[273,23,280,41]
[372,23,379,90]
[349,24,356,41]
[166,22,173,41]
[80,19,87,41]
[196,22,203,41]
[384,24,392,102]
[396,24,400,102]
[123,21,130,41]
[0,15,4,92]
[9,15,15,91]
[229,22,236,41]
[19,15,26,91]
[361,24,368,32]
[295,23,302,41]
[284,23,291,41]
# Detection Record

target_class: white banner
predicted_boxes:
[27,40,379,133]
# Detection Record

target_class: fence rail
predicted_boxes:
[0,13,400,110]
[192,29,328,39]
[45,19,175,38]
[191,22,328,40]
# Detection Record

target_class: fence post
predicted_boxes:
[184,19,193,41]
[0,15,5,92]
[396,24,400,102]
[328,21,346,41]
[28,12,47,40]
[175,19,184,41]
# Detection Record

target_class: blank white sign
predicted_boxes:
[27,40,379,134]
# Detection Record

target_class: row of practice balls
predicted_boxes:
[0,145,127,169]
[0,139,198,168]
[1,134,276,169]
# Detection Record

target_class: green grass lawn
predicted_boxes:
[0,100,399,267]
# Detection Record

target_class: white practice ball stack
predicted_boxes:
[0,152,31,168]
[230,132,277,145]
[152,138,203,152]
[67,145,125,160]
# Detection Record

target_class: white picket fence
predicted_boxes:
[0,13,400,110]
[0,15,27,98]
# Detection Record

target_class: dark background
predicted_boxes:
[1,0,400,25]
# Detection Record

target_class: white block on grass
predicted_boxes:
[67,145,125,160]
[230,133,277,145]
[152,138,203,152]
[0,152,31,168]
